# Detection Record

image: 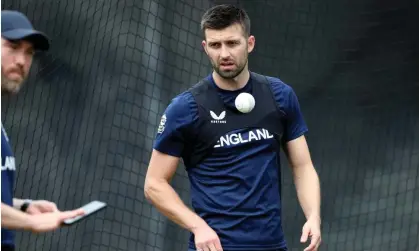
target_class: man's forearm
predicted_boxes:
[1,203,33,230]
[144,179,206,232]
[293,165,321,220]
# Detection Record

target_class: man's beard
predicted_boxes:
[212,54,248,79]
[1,71,23,95]
[213,61,246,79]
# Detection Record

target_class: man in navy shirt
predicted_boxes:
[1,10,84,251]
[145,4,322,251]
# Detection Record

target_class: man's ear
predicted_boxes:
[247,35,255,53]
[202,40,208,55]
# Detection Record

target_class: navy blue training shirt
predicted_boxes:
[153,74,308,251]
[1,123,16,248]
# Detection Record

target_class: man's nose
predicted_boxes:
[220,45,230,59]
[15,51,27,68]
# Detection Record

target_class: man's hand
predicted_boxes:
[193,222,223,251]
[300,216,322,251]
[26,200,58,215]
[2,203,84,232]
[27,209,85,233]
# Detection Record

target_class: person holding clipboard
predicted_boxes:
[1,10,88,251]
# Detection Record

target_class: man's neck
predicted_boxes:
[212,69,250,91]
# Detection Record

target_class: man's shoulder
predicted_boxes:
[254,73,295,96]
[171,90,194,105]
[171,75,214,107]
[186,76,212,96]
[164,87,201,123]
[164,75,212,120]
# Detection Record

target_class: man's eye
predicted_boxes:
[9,42,19,49]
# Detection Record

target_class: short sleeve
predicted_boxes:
[153,92,197,157]
[270,79,309,143]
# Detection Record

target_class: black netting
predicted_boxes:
[1,0,418,251]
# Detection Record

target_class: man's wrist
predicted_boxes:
[12,198,24,210]
[189,216,208,234]
[20,200,32,212]
[13,198,33,212]
[308,213,321,223]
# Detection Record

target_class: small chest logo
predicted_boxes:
[210,111,226,124]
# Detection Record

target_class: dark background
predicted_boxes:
[1,0,418,250]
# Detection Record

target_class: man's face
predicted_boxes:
[202,23,255,79]
[1,38,34,94]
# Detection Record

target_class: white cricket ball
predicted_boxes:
[235,92,255,113]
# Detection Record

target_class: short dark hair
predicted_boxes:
[200,4,251,38]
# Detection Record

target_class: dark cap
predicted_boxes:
[1,10,50,51]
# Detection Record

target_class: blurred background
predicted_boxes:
[1,0,418,250]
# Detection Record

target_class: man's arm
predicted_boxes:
[144,150,207,232]
[273,82,321,220]
[283,135,321,221]
[2,202,84,232]
[145,94,223,250]
[1,203,32,230]
[274,81,321,250]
